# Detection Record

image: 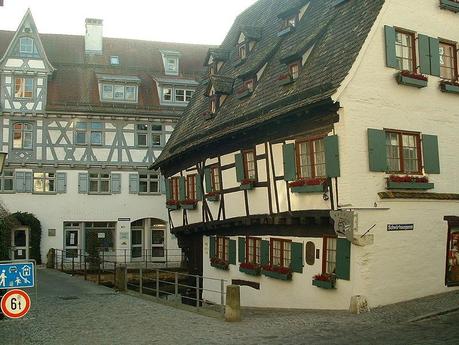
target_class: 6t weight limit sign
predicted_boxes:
[1,289,31,319]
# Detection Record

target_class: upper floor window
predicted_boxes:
[19,37,34,55]
[139,173,160,194]
[386,130,421,174]
[238,44,247,60]
[13,123,33,150]
[136,123,162,147]
[216,236,230,262]
[169,177,180,201]
[210,165,221,192]
[110,56,120,65]
[75,122,104,146]
[101,83,137,103]
[289,62,300,80]
[246,237,261,265]
[296,137,326,179]
[33,172,55,193]
[0,170,14,193]
[175,89,194,102]
[395,29,416,72]
[245,79,255,93]
[186,174,197,200]
[270,238,291,269]
[323,237,337,275]
[15,77,33,99]
[439,41,458,81]
[283,14,298,29]
[243,149,257,180]
[166,58,178,74]
[89,173,110,194]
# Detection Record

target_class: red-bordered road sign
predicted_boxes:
[1,289,31,319]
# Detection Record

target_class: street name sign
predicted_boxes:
[0,262,35,289]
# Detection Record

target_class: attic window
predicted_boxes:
[239,44,247,60]
[210,95,220,114]
[283,14,298,29]
[19,37,34,56]
[289,62,301,80]
[110,56,120,65]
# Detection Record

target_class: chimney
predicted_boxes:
[85,18,103,54]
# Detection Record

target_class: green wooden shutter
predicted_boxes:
[24,172,32,193]
[368,129,387,172]
[429,37,440,77]
[336,238,351,280]
[178,176,186,201]
[229,239,236,265]
[15,172,25,193]
[235,153,244,182]
[324,135,340,178]
[291,242,304,273]
[418,34,431,75]
[209,236,216,258]
[78,173,88,193]
[56,172,67,193]
[165,179,171,200]
[160,175,166,194]
[282,143,296,181]
[238,237,246,263]
[384,26,397,69]
[422,134,440,174]
[204,168,212,193]
[129,173,139,194]
[111,173,121,194]
[196,174,203,200]
[261,240,269,265]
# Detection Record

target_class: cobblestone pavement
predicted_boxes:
[1,269,458,345]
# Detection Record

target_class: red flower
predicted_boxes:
[240,262,261,270]
[389,175,428,183]
[313,273,336,282]
[166,200,179,206]
[262,264,291,275]
[440,79,459,87]
[241,178,256,185]
[181,199,197,205]
[400,70,428,81]
[289,178,325,188]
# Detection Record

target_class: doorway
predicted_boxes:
[11,227,30,260]
[64,223,80,258]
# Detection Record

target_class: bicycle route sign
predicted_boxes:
[0,262,35,289]
[1,289,32,318]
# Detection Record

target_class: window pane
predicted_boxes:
[91,131,102,145]
[75,132,86,145]
[163,88,172,101]
[137,124,148,131]
[20,37,34,54]
[313,139,326,177]
[137,134,147,146]
[4,179,13,191]
[125,86,136,101]
[150,181,159,193]
[152,230,164,245]
[395,31,414,72]
[439,43,456,80]
[152,134,161,146]
[386,132,401,172]
[23,132,33,149]
[91,122,103,130]
[175,89,185,102]
[76,122,87,130]
[89,180,98,192]
[100,180,110,192]
[151,124,162,132]
[114,85,125,100]
[185,90,194,102]
[298,142,312,178]
[139,180,148,193]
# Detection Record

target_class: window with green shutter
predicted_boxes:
[235,153,245,182]
[384,25,397,69]
[336,238,351,280]
[291,242,304,273]
[422,134,440,174]
[367,129,387,172]
[238,237,246,263]
[324,135,340,178]
[283,143,296,181]
[229,239,236,265]
[178,176,186,201]
[419,34,441,76]
[209,236,216,258]
[260,240,269,265]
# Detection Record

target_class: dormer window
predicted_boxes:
[100,83,138,103]
[19,37,34,55]
[245,79,255,92]
[210,96,219,114]
[289,62,300,80]
[283,14,298,29]
[161,50,181,76]
[110,56,120,65]
[167,58,178,73]
[239,44,247,60]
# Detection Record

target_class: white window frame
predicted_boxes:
[100,83,138,103]
[139,173,161,194]
[19,37,34,55]
[88,172,111,194]
[136,123,163,147]
[33,172,56,193]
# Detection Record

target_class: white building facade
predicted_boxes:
[0,10,209,263]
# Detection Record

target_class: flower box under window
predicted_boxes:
[210,257,229,271]
[396,71,428,88]
[206,192,220,202]
[166,200,180,210]
[278,73,294,86]
[289,178,325,193]
[240,179,256,190]
[239,262,261,276]
[180,199,197,210]
[440,81,459,94]
[440,0,459,12]
[312,273,336,289]
[386,175,434,190]
[261,265,292,281]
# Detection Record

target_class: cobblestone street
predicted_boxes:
[1,269,458,345]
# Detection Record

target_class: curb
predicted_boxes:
[408,306,459,322]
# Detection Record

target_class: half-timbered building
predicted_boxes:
[153,0,459,309]
[0,10,209,263]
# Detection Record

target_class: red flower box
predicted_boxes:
[166,200,179,206]
[313,273,336,282]
[241,178,256,185]
[262,264,291,275]
[181,199,197,205]
[400,70,428,81]
[288,178,326,188]
[210,257,229,270]
[240,262,260,270]
[388,175,428,183]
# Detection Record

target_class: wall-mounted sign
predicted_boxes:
[118,218,131,222]
[330,210,355,241]
[387,224,414,231]
[97,233,106,239]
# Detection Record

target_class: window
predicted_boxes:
[84,222,116,252]
[13,123,33,150]
[283,14,298,29]
[270,238,291,268]
[210,165,221,192]
[395,29,416,72]
[166,57,178,75]
[136,124,148,147]
[15,77,33,98]
[151,224,165,258]
[175,89,194,102]
[238,44,247,60]
[100,83,137,103]
[0,170,14,192]
[246,237,261,265]
[163,88,172,101]
[139,173,160,194]
[446,226,459,286]
[169,177,179,201]
[289,62,300,80]
[136,123,162,147]
[243,149,257,180]
[439,41,458,81]
[323,237,337,274]
[385,130,421,173]
[89,173,110,193]
[244,79,255,92]
[186,174,196,200]
[33,172,55,193]
[216,236,229,261]
[75,122,104,146]
[110,56,120,65]
[296,137,326,179]
[19,37,34,55]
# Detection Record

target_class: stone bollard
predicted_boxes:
[115,266,127,291]
[350,295,370,314]
[225,285,241,322]
[46,248,55,269]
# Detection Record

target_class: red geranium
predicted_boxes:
[289,178,325,188]
[400,70,428,81]
[389,175,428,183]
[262,264,291,275]
[181,199,197,205]
[240,262,261,270]
[166,200,179,206]
[241,178,256,185]
[313,273,336,282]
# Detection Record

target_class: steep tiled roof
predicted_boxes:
[0,30,211,115]
[153,0,385,173]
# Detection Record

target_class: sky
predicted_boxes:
[0,0,258,45]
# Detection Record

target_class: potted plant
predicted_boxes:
[180,199,198,210]
[166,199,180,210]
[386,175,434,190]
[312,273,336,289]
[440,79,459,94]
[261,264,292,281]
[289,178,326,193]
[240,178,256,190]
[396,70,428,88]
[239,262,262,276]
[210,257,229,270]
[206,191,220,202]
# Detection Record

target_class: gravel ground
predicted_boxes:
[1,269,458,345]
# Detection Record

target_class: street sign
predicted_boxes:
[0,262,35,289]
[1,289,31,319]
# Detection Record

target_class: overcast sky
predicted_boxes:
[0,0,258,45]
